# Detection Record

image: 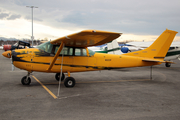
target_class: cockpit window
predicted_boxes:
[37,41,53,53]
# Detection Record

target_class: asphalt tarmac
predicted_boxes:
[1,49,180,120]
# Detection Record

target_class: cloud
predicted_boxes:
[7,14,21,20]
[0,0,180,40]
[0,13,9,19]
[0,11,21,20]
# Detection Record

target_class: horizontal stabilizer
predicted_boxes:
[142,59,174,64]
[142,59,166,63]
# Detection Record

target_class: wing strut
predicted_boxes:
[47,42,64,71]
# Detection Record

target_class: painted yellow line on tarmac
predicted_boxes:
[32,75,57,99]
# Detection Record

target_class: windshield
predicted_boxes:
[88,49,95,56]
[37,41,53,53]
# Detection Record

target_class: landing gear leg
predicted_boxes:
[64,71,76,88]
[21,72,31,85]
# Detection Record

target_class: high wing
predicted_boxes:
[50,30,122,47]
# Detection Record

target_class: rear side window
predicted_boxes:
[75,48,87,56]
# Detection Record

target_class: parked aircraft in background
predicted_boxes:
[2,41,31,51]
[2,29,178,87]
[88,40,124,54]
[3,44,11,51]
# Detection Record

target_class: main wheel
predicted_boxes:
[21,76,31,85]
[64,77,76,88]
[165,62,171,67]
[55,73,65,81]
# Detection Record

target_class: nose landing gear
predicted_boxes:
[21,72,31,85]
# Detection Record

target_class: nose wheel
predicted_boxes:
[21,76,31,85]
[21,72,31,85]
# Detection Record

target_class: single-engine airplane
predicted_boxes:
[2,29,178,87]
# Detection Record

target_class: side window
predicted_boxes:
[60,47,73,56]
[54,46,73,56]
[68,48,73,55]
[75,48,81,56]
[75,48,87,56]
[54,46,59,54]
[82,49,87,56]
[61,47,68,55]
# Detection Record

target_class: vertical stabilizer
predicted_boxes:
[123,29,178,60]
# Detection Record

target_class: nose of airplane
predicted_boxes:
[2,50,12,58]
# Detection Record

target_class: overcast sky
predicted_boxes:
[0,0,180,41]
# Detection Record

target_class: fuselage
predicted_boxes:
[11,42,161,73]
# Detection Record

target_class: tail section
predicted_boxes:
[123,29,178,60]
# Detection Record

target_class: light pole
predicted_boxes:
[26,6,38,47]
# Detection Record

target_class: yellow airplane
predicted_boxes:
[2,29,178,87]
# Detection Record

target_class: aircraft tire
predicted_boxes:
[21,76,31,85]
[64,77,76,88]
[55,73,65,81]
[165,63,171,67]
